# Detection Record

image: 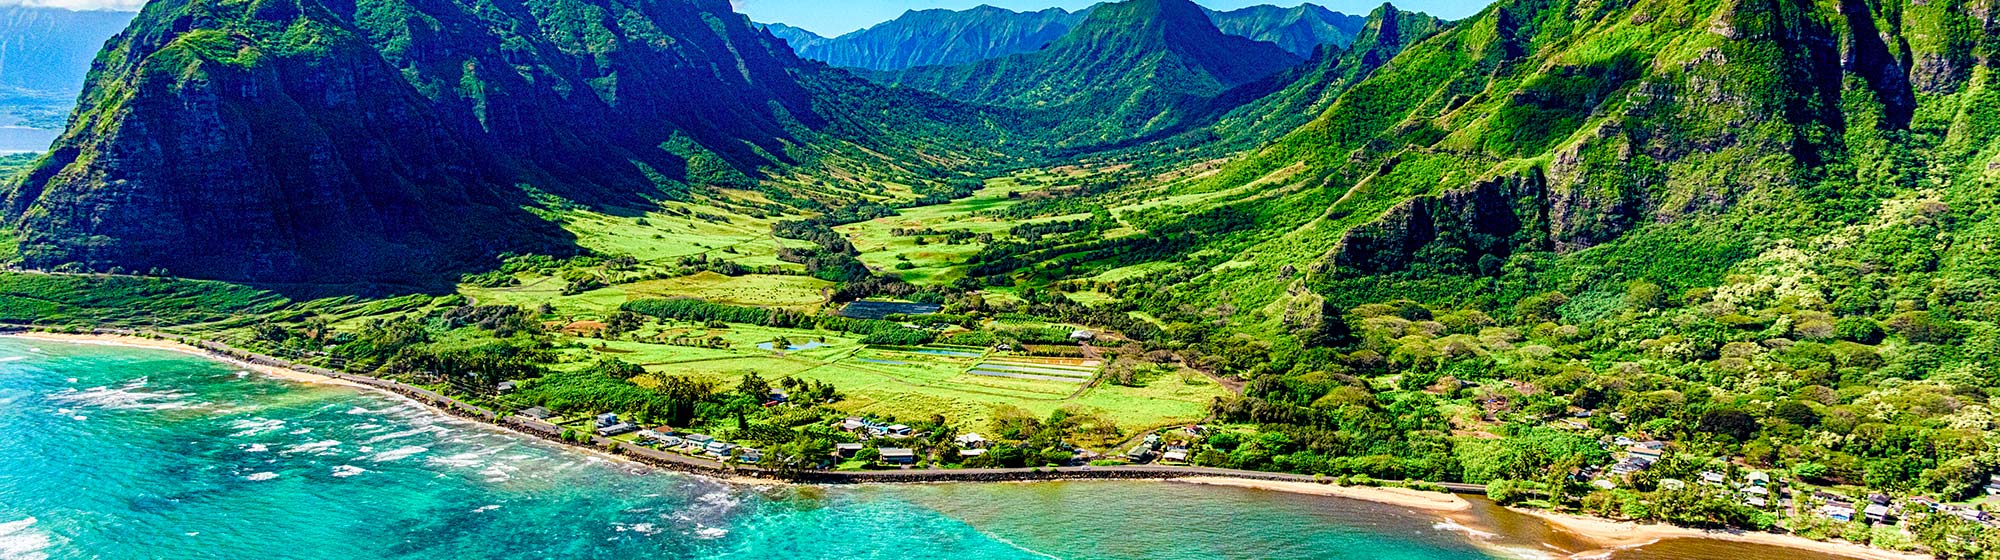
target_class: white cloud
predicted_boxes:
[0,0,146,11]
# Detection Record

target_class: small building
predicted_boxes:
[495,381,518,394]
[658,436,685,448]
[1658,479,1686,491]
[1743,486,1769,498]
[954,433,988,449]
[1125,444,1156,462]
[1987,475,2000,496]
[1746,471,1770,487]
[1612,436,1636,447]
[594,413,638,436]
[885,424,913,437]
[1594,479,1619,491]
[704,440,736,457]
[739,449,762,464]
[1823,503,1856,523]
[685,434,715,447]
[1627,444,1664,462]
[519,406,554,420]
[841,418,867,432]
[1160,446,1189,464]
[879,447,917,464]
[1700,471,1726,486]
[1864,503,1893,523]
[1069,330,1096,342]
[835,443,864,458]
[958,448,988,458]
[1745,496,1768,508]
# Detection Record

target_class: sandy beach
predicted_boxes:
[4,332,366,389]
[1521,508,1933,560]
[1174,476,1473,511]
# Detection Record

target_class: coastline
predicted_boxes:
[1173,476,1472,512]
[7,332,367,389]
[1,330,1931,560]
[1518,508,1933,560]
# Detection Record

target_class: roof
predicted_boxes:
[835,442,865,449]
[879,447,916,457]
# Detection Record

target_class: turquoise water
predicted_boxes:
[0,338,1497,560]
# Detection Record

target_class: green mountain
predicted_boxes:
[758,7,1088,72]
[1146,4,1446,156]
[874,0,1304,147]
[0,0,1008,291]
[1205,3,1366,58]
[1047,0,2000,369]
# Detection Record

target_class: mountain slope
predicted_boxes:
[1166,4,1446,155]
[1206,3,1366,57]
[760,7,1087,72]
[875,0,1303,147]
[1,0,1007,290]
[1002,0,2000,340]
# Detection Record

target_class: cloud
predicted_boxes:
[0,0,145,11]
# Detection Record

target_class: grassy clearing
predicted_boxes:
[558,202,801,270]
[838,175,1072,284]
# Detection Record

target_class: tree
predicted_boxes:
[1624,280,1667,311]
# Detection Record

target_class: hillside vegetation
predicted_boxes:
[6,0,2000,554]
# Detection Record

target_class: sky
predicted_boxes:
[0,0,145,10]
[733,0,1498,37]
[0,0,1495,32]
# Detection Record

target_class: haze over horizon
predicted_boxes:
[735,0,1496,36]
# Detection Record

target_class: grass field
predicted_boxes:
[550,325,1224,443]
[837,175,1093,284]
[463,272,831,317]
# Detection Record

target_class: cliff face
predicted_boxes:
[2,0,990,289]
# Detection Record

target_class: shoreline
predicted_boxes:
[1518,508,1933,560]
[1,330,1927,560]
[8,332,368,389]
[1173,476,1472,512]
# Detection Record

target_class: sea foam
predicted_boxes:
[369,446,428,462]
[0,517,51,560]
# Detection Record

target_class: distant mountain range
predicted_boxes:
[0,7,136,127]
[761,2,1362,71]
[866,0,1304,147]
[761,6,1086,72]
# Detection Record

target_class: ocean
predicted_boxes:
[0,338,1867,560]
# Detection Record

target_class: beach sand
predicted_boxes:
[4,332,366,389]
[1173,476,1472,512]
[1521,508,1933,560]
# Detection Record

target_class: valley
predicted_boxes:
[3,0,2000,558]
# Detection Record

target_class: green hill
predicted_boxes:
[1,0,1013,291]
